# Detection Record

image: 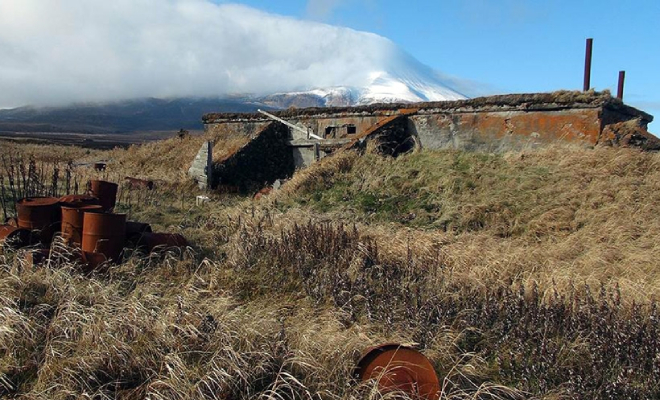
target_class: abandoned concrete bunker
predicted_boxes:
[193,91,656,191]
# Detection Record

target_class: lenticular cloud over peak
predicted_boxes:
[0,0,463,107]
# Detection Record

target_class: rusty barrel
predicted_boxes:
[81,251,109,272]
[0,225,33,249]
[59,194,100,208]
[82,212,126,265]
[126,221,152,236]
[354,343,440,400]
[125,221,153,248]
[89,180,118,212]
[17,197,61,245]
[4,217,18,227]
[17,197,61,230]
[61,204,104,245]
[136,232,188,253]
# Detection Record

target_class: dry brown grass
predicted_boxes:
[0,246,526,399]
[3,140,660,399]
[273,145,660,302]
[106,132,252,183]
[0,141,106,163]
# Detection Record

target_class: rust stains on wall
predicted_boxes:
[410,108,605,151]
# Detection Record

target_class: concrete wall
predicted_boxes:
[202,93,657,175]
[409,108,603,152]
[285,106,610,154]
[204,106,644,160]
[295,115,382,139]
[292,146,317,168]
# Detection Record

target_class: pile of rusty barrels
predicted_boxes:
[0,180,187,270]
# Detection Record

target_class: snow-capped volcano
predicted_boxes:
[260,57,467,108]
[260,45,466,108]
[358,70,466,104]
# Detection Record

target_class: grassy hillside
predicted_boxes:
[2,141,660,399]
[277,146,660,302]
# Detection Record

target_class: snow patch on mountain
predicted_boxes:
[261,77,465,109]
[261,47,467,108]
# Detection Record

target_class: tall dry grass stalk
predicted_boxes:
[0,154,90,217]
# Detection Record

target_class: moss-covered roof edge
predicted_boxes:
[202,90,653,124]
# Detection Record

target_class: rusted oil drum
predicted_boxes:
[4,217,18,227]
[61,204,104,245]
[125,221,152,237]
[89,180,118,212]
[125,221,154,248]
[81,251,109,272]
[17,197,61,245]
[26,248,83,268]
[81,212,126,265]
[59,194,100,207]
[135,232,188,253]
[354,344,440,400]
[16,197,61,230]
[0,225,32,249]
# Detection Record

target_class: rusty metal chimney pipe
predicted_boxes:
[583,38,593,91]
[617,70,626,100]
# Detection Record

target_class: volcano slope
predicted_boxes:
[2,140,660,399]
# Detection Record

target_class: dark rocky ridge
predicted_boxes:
[0,97,275,134]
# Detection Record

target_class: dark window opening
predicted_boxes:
[346,125,357,135]
[325,126,337,138]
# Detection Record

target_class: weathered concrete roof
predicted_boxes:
[203,90,654,124]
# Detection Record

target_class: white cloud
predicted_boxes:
[0,0,405,107]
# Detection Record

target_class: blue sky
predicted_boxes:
[1,0,657,130]
[218,0,660,130]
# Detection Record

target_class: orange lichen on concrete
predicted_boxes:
[481,110,601,144]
